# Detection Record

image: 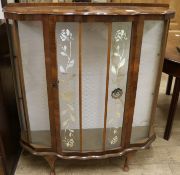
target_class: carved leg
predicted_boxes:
[44,156,57,175]
[123,154,129,172]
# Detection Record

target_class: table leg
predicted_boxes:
[166,75,173,95]
[164,77,180,140]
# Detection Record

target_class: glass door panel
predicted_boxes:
[106,22,132,149]
[81,23,108,151]
[56,23,80,151]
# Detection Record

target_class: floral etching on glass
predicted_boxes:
[59,29,74,74]
[108,29,128,145]
[59,29,76,148]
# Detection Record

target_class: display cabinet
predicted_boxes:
[3,3,174,175]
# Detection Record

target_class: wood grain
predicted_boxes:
[3,3,175,21]
[121,17,144,147]
[43,16,61,152]
[103,23,112,151]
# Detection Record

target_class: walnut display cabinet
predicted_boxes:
[3,3,174,175]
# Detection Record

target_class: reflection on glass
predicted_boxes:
[106,22,132,149]
[131,20,164,143]
[18,21,51,148]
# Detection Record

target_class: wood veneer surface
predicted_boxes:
[3,3,174,16]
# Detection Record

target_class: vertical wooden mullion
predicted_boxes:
[148,20,170,137]
[79,22,83,152]
[103,23,112,151]
[43,16,61,152]
[11,20,31,143]
[121,17,144,148]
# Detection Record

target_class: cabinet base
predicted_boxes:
[20,134,155,160]
[20,134,155,174]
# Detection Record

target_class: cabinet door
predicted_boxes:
[56,22,132,152]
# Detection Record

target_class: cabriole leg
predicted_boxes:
[44,156,57,175]
[123,155,129,172]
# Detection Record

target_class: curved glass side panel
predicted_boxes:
[131,20,164,143]
[56,23,80,151]
[18,21,51,148]
[106,22,132,149]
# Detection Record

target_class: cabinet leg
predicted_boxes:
[123,154,129,172]
[44,156,57,175]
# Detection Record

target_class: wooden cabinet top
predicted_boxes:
[4,3,175,21]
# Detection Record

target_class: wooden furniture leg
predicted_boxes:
[164,77,180,140]
[123,154,130,172]
[44,156,57,175]
[166,75,173,95]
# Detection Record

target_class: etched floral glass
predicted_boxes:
[56,23,80,151]
[106,22,132,149]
